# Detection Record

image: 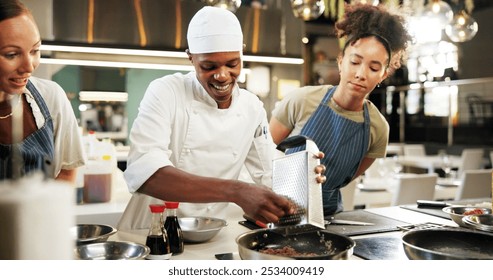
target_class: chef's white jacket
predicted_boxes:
[119,72,275,230]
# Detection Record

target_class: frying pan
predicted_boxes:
[236,228,355,260]
[402,228,493,260]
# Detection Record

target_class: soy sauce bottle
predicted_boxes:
[145,204,171,260]
[164,201,184,255]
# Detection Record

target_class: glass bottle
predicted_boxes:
[145,204,171,260]
[164,201,184,255]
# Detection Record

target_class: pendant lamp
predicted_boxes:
[445,9,478,42]
[291,0,325,21]
[422,0,453,28]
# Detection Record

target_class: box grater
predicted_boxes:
[270,135,325,233]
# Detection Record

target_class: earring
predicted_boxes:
[377,83,381,88]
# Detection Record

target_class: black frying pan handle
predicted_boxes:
[276,135,311,152]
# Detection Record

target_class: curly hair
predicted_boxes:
[335,3,412,73]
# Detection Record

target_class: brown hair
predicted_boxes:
[335,3,412,73]
[0,0,30,22]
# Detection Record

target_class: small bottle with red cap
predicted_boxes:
[164,201,184,255]
[145,204,171,260]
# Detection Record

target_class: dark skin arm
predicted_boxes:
[138,158,326,224]
[354,157,376,180]
[138,166,292,223]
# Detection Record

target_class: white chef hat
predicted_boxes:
[187,6,243,54]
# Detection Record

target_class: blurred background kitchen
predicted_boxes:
[19,0,493,223]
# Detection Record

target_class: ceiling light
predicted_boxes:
[422,0,453,28]
[40,58,195,71]
[40,44,303,65]
[79,91,128,102]
[291,0,325,21]
[445,10,478,42]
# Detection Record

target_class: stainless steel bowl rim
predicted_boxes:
[442,206,492,215]
[179,217,228,232]
[462,214,493,232]
[442,206,492,227]
[73,224,118,243]
[76,241,150,260]
[178,217,228,243]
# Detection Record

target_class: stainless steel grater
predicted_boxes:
[270,135,325,232]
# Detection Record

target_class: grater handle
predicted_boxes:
[276,135,319,155]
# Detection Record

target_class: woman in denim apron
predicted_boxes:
[0,0,84,182]
[270,4,412,216]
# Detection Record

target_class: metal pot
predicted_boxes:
[236,228,355,260]
[402,228,493,260]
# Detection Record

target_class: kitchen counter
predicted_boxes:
[75,166,490,260]
[107,200,492,260]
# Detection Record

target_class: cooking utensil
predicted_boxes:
[71,224,117,246]
[442,206,492,227]
[76,241,150,260]
[416,200,452,208]
[462,214,493,232]
[178,217,227,243]
[236,228,355,260]
[215,253,234,260]
[401,228,493,260]
[325,218,375,226]
[242,214,267,228]
[271,135,324,231]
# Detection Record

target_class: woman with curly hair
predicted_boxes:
[269,3,412,216]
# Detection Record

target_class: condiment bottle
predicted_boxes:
[164,201,184,255]
[145,204,171,260]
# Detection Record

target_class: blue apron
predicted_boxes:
[0,80,55,179]
[287,86,370,216]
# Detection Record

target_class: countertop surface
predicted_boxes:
[75,167,491,260]
[106,200,492,260]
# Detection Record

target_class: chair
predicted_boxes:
[391,173,438,206]
[467,95,493,125]
[364,157,396,179]
[403,144,426,156]
[457,148,484,176]
[454,169,492,200]
[340,179,357,211]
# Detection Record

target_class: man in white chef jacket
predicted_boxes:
[118,6,315,230]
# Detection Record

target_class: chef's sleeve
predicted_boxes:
[124,79,176,193]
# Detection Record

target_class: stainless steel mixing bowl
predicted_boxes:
[72,224,117,246]
[178,217,227,243]
[75,241,150,260]
[442,206,492,227]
